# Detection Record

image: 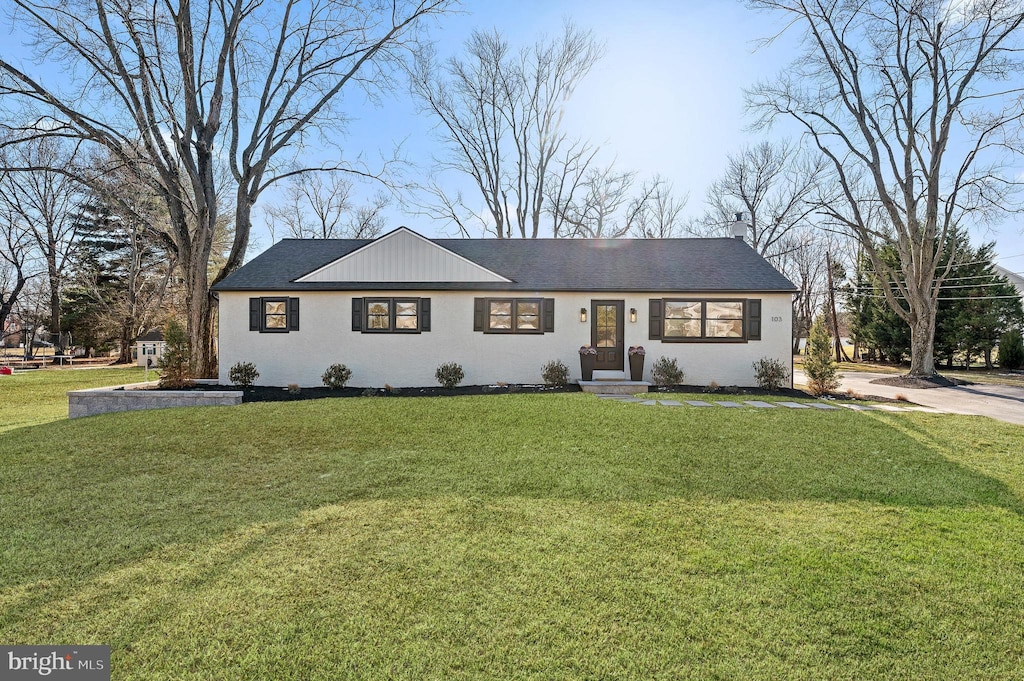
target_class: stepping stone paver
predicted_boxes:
[604,393,942,416]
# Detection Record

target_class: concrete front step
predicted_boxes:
[578,380,650,394]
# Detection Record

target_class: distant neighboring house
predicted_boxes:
[135,330,166,367]
[996,264,1024,303]
[212,226,798,388]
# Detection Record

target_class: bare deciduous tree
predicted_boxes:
[688,140,828,261]
[0,189,37,343]
[0,0,453,375]
[0,138,82,354]
[548,168,688,239]
[629,175,688,239]
[549,165,638,238]
[411,22,603,238]
[748,0,1024,376]
[263,174,389,241]
[70,159,176,363]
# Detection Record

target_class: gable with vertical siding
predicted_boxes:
[296,227,511,284]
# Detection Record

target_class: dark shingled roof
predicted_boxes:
[213,235,798,293]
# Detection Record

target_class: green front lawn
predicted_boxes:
[0,366,146,434]
[1,392,1022,679]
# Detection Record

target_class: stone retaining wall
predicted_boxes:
[68,381,242,419]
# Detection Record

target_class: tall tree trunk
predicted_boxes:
[181,235,216,377]
[46,253,62,356]
[118,320,134,365]
[907,310,937,377]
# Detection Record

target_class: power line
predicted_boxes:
[848,280,1021,291]
[841,292,1022,301]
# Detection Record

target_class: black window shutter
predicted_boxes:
[352,297,363,332]
[473,298,485,332]
[249,297,261,331]
[648,299,662,340]
[420,298,431,332]
[288,297,300,331]
[542,298,555,333]
[747,299,762,340]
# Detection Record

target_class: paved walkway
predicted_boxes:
[595,394,942,414]
[795,369,1024,427]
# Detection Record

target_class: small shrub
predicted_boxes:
[508,383,521,393]
[804,316,841,396]
[541,359,570,386]
[704,381,720,393]
[435,362,465,389]
[322,363,352,389]
[895,393,909,402]
[362,387,379,397]
[650,356,684,386]
[998,328,1024,370]
[158,319,193,389]
[287,383,301,395]
[752,357,788,391]
[229,361,259,387]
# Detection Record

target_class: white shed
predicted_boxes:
[135,330,166,367]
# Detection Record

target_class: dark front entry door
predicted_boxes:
[592,300,625,371]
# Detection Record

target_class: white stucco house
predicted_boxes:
[212,226,798,388]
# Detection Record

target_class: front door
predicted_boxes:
[592,300,625,371]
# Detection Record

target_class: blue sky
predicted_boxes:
[3,0,1021,271]
[315,0,1024,272]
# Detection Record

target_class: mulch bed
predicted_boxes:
[141,383,582,402]
[140,382,839,404]
[870,375,970,389]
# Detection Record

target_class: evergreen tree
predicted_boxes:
[804,316,841,395]
[998,329,1024,370]
[65,179,174,363]
[845,235,1022,370]
[158,320,193,388]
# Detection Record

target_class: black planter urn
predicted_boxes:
[629,354,645,381]
[580,353,596,381]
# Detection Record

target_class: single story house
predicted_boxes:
[212,226,798,387]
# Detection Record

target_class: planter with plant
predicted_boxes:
[628,346,645,381]
[579,345,597,381]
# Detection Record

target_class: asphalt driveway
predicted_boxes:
[794,369,1024,427]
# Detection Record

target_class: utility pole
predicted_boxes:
[826,251,852,363]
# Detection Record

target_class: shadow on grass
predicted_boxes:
[0,394,1020,605]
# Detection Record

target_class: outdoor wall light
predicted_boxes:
[629,308,637,323]
[580,307,587,323]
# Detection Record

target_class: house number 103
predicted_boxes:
[770,316,783,322]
